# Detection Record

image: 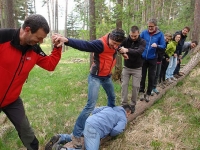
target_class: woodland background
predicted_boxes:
[1,0,199,77]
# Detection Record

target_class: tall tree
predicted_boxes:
[63,0,68,51]
[89,0,96,66]
[113,0,123,81]
[5,0,14,27]
[192,0,200,42]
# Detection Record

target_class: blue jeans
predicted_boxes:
[166,56,177,79]
[72,74,115,137]
[58,133,72,144]
[83,122,101,150]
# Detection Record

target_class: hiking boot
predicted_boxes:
[130,105,135,114]
[170,77,177,81]
[72,135,82,149]
[145,94,150,102]
[152,88,159,94]
[45,135,61,150]
[139,92,145,101]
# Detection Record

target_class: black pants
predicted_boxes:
[159,58,169,83]
[139,59,157,95]
[1,97,39,150]
[173,58,181,75]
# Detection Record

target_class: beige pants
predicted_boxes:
[121,67,142,106]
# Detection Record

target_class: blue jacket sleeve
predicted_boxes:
[65,38,104,53]
[157,33,166,49]
[109,116,127,136]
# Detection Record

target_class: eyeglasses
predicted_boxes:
[148,26,155,28]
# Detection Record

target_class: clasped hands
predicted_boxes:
[52,33,68,47]
[118,47,129,59]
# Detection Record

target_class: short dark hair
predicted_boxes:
[191,40,198,45]
[109,28,125,42]
[183,26,190,32]
[148,18,157,26]
[122,104,132,113]
[130,26,139,33]
[22,14,50,34]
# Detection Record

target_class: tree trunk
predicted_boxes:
[0,0,5,28]
[5,0,14,28]
[89,0,96,67]
[63,0,68,51]
[113,0,123,81]
[47,0,53,50]
[51,0,55,32]
[192,0,200,42]
[54,0,58,33]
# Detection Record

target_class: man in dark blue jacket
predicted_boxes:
[139,18,166,102]
[45,105,132,150]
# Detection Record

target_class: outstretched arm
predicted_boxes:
[52,33,104,53]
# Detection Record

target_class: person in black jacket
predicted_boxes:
[118,26,146,113]
[173,26,190,77]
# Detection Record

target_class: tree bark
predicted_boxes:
[112,0,123,81]
[89,0,96,67]
[5,0,14,28]
[192,0,200,42]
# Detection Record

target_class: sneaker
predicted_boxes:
[139,92,145,101]
[152,88,159,94]
[166,78,173,84]
[130,105,135,114]
[45,135,61,150]
[151,90,154,96]
[72,135,82,149]
[145,94,150,102]
[171,77,177,81]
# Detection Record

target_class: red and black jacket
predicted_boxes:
[0,28,62,108]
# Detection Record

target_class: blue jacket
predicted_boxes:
[140,29,166,60]
[86,106,127,138]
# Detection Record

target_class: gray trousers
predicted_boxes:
[121,67,142,106]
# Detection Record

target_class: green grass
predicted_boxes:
[0,44,122,149]
[1,43,200,149]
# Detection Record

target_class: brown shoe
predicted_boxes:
[174,74,180,78]
[72,135,82,149]
[178,72,184,76]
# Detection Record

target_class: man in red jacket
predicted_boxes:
[50,29,125,149]
[0,14,62,150]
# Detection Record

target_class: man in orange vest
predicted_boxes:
[49,29,125,149]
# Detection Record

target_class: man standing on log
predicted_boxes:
[139,18,166,102]
[118,25,146,113]
[50,29,126,149]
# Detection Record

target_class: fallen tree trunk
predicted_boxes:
[65,46,200,149]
